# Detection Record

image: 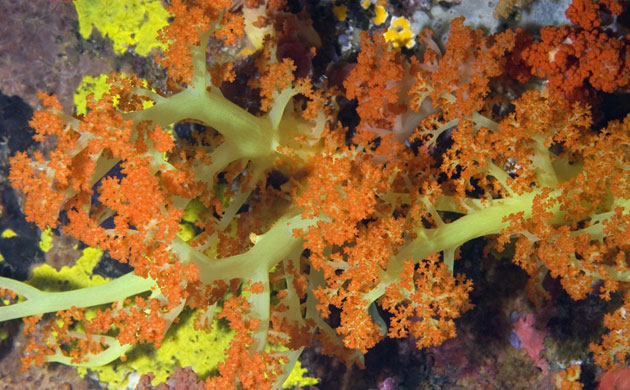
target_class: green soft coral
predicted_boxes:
[73,0,170,56]
[27,225,315,389]
[74,74,156,116]
[78,309,234,389]
[80,313,317,390]
[25,247,231,389]
[73,74,111,116]
[29,247,109,292]
[282,361,319,388]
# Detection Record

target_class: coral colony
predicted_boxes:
[1,0,630,389]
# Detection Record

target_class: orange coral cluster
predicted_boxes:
[4,0,630,389]
[522,0,629,100]
[414,18,516,120]
[22,298,169,368]
[380,255,473,349]
[155,0,245,85]
[591,293,630,370]
[344,31,408,133]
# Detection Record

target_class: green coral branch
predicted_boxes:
[0,273,154,321]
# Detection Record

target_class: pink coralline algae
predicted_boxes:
[512,313,548,371]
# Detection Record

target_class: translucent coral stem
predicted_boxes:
[0,273,154,321]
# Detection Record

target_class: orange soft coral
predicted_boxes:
[522,0,629,99]
[5,2,630,389]
[591,293,630,370]
[411,18,515,121]
[155,0,244,85]
[380,255,473,349]
[344,30,407,132]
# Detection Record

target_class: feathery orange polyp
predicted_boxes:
[522,0,629,100]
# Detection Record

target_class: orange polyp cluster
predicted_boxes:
[3,0,630,388]
[155,0,242,85]
[522,0,629,101]
[344,30,406,132]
